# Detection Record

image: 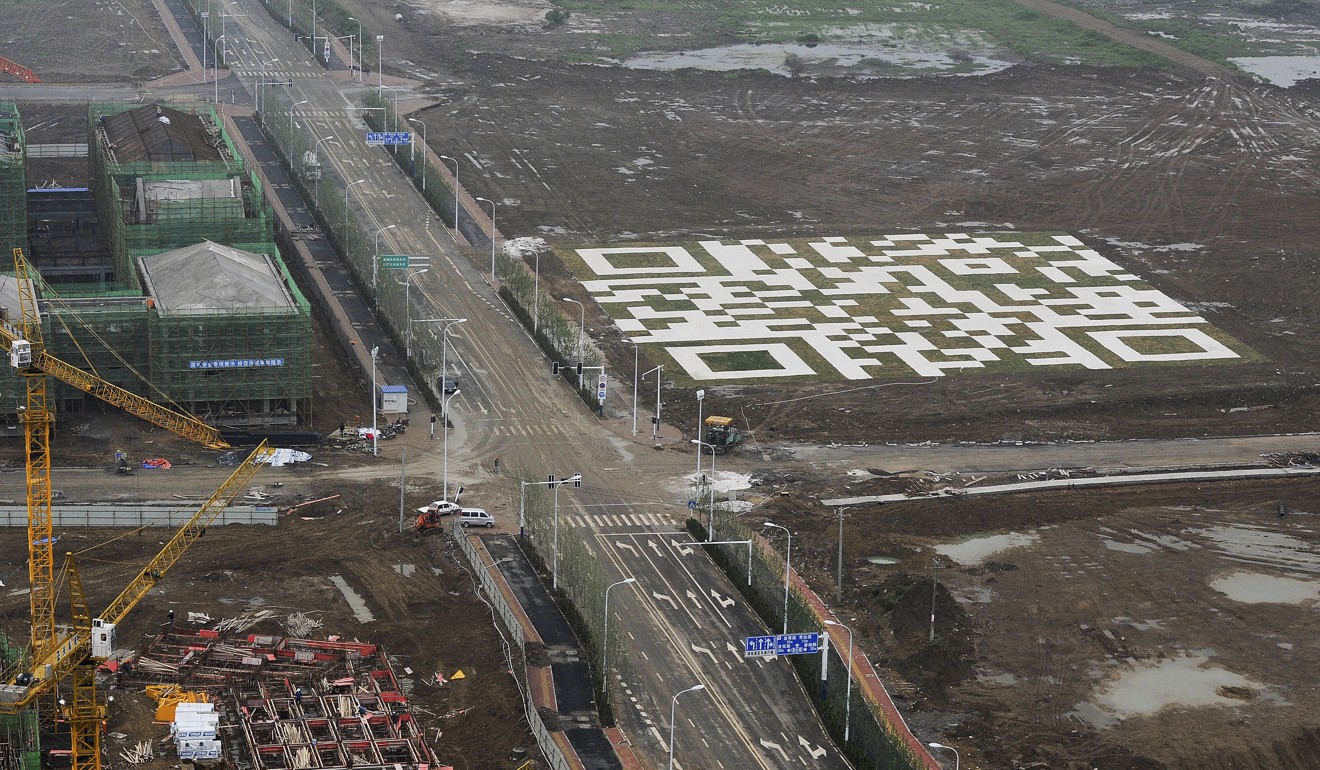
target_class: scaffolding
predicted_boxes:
[0,635,40,770]
[0,102,27,256]
[88,103,274,288]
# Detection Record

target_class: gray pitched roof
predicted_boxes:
[138,241,297,316]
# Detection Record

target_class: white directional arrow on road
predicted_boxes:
[759,739,789,762]
[725,641,743,659]
[690,643,718,664]
[798,735,827,759]
[652,591,677,610]
[686,589,701,607]
[710,589,734,608]
[648,539,664,557]
[671,539,694,556]
[616,542,638,556]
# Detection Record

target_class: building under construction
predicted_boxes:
[0,102,312,428]
[0,102,26,259]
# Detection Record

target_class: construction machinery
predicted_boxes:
[703,416,742,454]
[0,247,268,770]
[0,55,39,84]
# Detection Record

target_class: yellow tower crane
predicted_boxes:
[0,247,271,770]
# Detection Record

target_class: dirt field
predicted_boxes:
[0,0,183,83]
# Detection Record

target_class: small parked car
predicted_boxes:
[441,377,459,395]
[417,500,461,517]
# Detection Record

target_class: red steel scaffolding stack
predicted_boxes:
[0,55,39,83]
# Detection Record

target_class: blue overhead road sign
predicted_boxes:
[744,635,776,658]
[775,632,821,656]
[366,131,412,146]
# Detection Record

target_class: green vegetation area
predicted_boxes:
[543,0,1170,67]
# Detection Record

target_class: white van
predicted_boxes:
[458,508,494,528]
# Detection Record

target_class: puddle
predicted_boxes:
[1230,55,1320,87]
[934,532,1039,565]
[1072,653,1271,729]
[1194,524,1320,574]
[1211,571,1320,604]
[866,555,900,565]
[329,575,375,623]
[620,42,1015,78]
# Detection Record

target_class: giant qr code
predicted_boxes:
[577,234,1249,382]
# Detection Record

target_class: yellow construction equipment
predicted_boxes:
[0,247,266,770]
[145,684,210,722]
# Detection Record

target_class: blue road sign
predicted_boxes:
[744,635,777,658]
[366,131,413,146]
[775,632,821,656]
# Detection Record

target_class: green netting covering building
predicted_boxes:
[88,102,275,288]
[0,102,27,257]
[0,102,311,428]
[0,634,40,770]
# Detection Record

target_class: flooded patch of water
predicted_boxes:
[1211,571,1320,604]
[934,531,1038,565]
[620,42,1015,78]
[1230,55,1320,87]
[1072,653,1270,728]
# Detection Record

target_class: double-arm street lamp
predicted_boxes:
[312,135,336,198]
[442,388,460,501]
[345,178,367,230]
[563,296,584,387]
[348,16,362,78]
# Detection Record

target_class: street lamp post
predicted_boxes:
[348,17,362,77]
[370,346,379,456]
[602,577,637,678]
[691,440,717,541]
[345,178,367,229]
[438,155,459,231]
[407,118,427,190]
[475,197,497,282]
[552,474,582,590]
[401,268,429,360]
[439,317,467,411]
[289,99,308,134]
[563,297,584,388]
[376,34,384,96]
[824,620,855,742]
[928,742,960,770]
[695,388,705,481]
[312,134,335,199]
[532,249,541,334]
[836,506,851,605]
[643,364,663,440]
[442,389,460,501]
[668,684,705,770]
[372,224,397,308]
[213,36,225,104]
[631,341,638,436]
[763,521,792,635]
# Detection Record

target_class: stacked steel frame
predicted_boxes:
[0,102,26,256]
[123,628,440,770]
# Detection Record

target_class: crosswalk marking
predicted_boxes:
[564,513,674,531]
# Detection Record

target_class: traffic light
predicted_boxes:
[573,473,582,488]
[576,362,583,377]
[552,362,560,375]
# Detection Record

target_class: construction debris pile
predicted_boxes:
[119,627,441,770]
